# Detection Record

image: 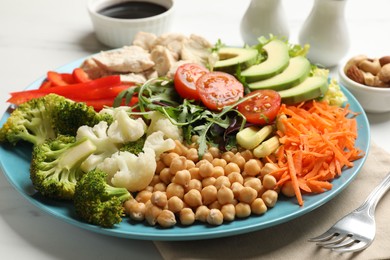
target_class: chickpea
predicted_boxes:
[224,162,241,175]
[169,156,187,175]
[238,186,257,204]
[208,146,221,158]
[185,148,199,163]
[171,139,188,156]
[244,177,262,193]
[281,181,295,197]
[157,209,177,228]
[188,167,201,180]
[167,196,184,213]
[262,174,277,190]
[211,158,227,168]
[185,159,196,170]
[221,204,236,221]
[199,160,214,178]
[180,208,195,225]
[135,190,152,203]
[240,150,253,161]
[124,200,146,221]
[214,176,231,189]
[235,202,251,218]
[251,198,267,215]
[151,191,168,208]
[159,167,173,184]
[262,190,278,208]
[231,182,244,198]
[149,175,161,187]
[201,185,218,205]
[231,153,246,170]
[195,205,210,222]
[173,169,191,187]
[207,208,224,225]
[202,176,216,187]
[184,189,202,208]
[155,160,166,175]
[208,200,222,210]
[145,202,162,226]
[227,172,244,184]
[166,183,185,199]
[186,179,202,192]
[153,182,166,192]
[211,166,225,178]
[217,185,234,205]
[202,152,214,162]
[162,152,180,167]
[221,151,235,162]
[244,159,262,176]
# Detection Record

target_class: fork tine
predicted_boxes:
[323,236,355,249]
[308,230,335,242]
[316,234,347,246]
[332,241,370,253]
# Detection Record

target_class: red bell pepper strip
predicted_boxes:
[47,71,72,86]
[8,75,121,105]
[72,68,91,83]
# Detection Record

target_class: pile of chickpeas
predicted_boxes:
[124,138,280,228]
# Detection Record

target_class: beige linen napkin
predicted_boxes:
[154,142,390,260]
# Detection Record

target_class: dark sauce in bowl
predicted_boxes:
[98,1,168,19]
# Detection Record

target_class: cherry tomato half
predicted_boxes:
[174,63,209,100]
[237,89,281,125]
[196,71,244,110]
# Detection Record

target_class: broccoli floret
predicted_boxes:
[0,94,113,146]
[30,135,97,200]
[74,168,132,228]
[119,135,146,155]
[0,96,56,145]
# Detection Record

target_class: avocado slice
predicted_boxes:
[214,47,258,73]
[241,39,290,82]
[248,56,311,91]
[278,76,329,104]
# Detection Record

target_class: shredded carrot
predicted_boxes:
[274,100,364,206]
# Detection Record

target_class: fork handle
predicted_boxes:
[355,171,390,217]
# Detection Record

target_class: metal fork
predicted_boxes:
[308,171,390,253]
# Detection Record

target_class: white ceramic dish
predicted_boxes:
[338,66,390,113]
[87,0,175,48]
[0,56,370,241]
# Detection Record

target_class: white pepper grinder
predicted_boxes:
[298,0,350,67]
[240,0,289,45]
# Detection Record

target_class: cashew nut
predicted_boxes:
[344,55,368,74]
[358,58,381,75]
[378,63,390,83]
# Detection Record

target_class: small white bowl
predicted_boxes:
[87,0,175,48]
[338,66,390,113]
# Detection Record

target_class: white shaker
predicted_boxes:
[240,0,289,45]
[299,0,350,67]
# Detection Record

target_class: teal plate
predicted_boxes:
[0,58,370,241]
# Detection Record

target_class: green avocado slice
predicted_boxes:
[214,47,258,73]
[248,56,311,91]
[278,76,329,104]
[241,39,290,82]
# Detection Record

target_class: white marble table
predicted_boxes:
[1,0,389,259]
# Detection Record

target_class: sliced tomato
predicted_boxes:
[237,89,281,125]
[174,63,209,100]
[196,71,244,110]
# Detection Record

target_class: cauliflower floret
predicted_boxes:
[107,109,147,143]
[97,147,156,192]
[76,121,120,172]
[144,131,176,158]
[146,111,183,141]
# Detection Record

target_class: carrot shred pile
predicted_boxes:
[271,101,364,206]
